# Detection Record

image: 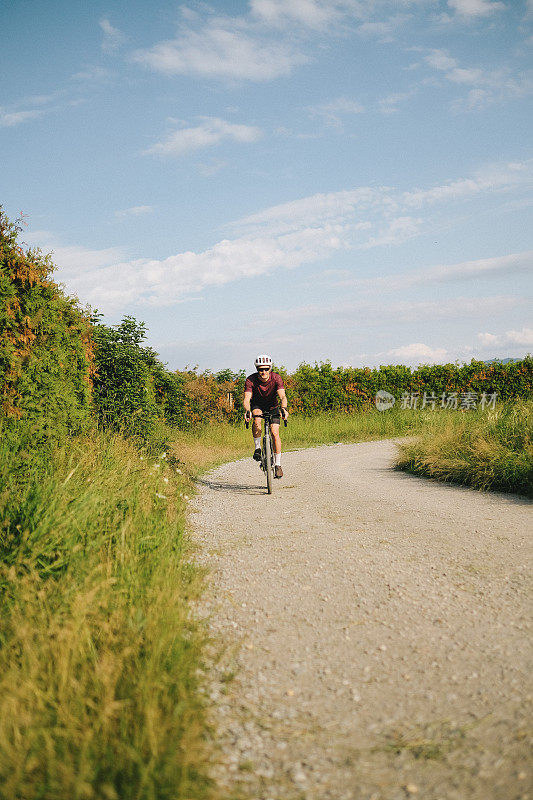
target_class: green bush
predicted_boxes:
[0,208,93,442]
[91,316,188,439]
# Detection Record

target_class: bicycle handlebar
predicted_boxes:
[245,410,288,427]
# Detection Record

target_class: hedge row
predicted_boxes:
[281,358,533,414]
[180,357,533,422]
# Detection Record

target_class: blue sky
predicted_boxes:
[2,0,532,371]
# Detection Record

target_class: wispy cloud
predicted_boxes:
[378,88,418,114]
[72,65,113,82]
[341,250,533,292]
[423,48,533,109]
[357,15,407,42]
[234,159,533,235]
[387,342,448,363]
[146,117,262,157]
[132,15,307,81]
[0,107,44,127]
[308,97,364,128]
[40,159,533,313]
[115,205,154,219]
[99,17,126,53]
[254,294,524,327]
[250,0,352,31]
[131,1,424,83]
[478,327,533,348]
[402,160,533,206]
[447,0,505,18]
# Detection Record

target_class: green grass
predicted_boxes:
[1,401,530,799]
[170,407,429,475]
[396,400,533,497]
[0,426,215,800]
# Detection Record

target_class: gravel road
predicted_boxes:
[190,439,532,800]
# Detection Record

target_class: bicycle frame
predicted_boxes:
[245,410,287,495]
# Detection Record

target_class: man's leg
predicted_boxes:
[251,409,262,460]
[271,423,283,477]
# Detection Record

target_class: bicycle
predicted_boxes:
[245,409,287,495]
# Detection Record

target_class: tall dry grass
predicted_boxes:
[0,430,214,800]
[396,400,533,496]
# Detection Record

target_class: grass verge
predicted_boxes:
[396,400,533,497]
[0,426,214,800]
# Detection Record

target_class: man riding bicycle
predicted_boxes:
[244,355,288,478]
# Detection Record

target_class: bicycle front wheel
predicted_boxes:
[264,431,273,494]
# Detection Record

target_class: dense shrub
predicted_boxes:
[0,209,93,442]
[175,367,244,426]
[91,316,188,438]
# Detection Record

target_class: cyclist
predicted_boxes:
[243,355,288,478]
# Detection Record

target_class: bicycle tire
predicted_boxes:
[264,430,273,494]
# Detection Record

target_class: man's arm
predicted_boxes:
[243,390,253,419]
[277,387,288,418]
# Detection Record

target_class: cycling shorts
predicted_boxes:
[252,405,281,425]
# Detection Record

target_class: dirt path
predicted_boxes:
[191,440,532,800]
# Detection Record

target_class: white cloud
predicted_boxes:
[234,187,393,235]
[131,1,422,84]
[132,20,307,81]
[235,159,532,237]
[39,159,533,313]
[402,159,533,206]
[250,0,350,30]
[357,16,407,41]
[72,66,112,81]
[378,88,418,114]
[361,216,422,248]
[477,327,533,347]
[115,205,154,219]
[49,225,345,313]
[308,97,364,128]
[387,342,448,363]
[0,107,44,127]
[99,17,126,52]
[333,250,533,294]
[146,117,262,157]
[447,0,505,17]
[423,48,533,109]
[477,332,498,346]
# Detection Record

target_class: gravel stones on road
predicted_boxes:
[190,439,532,800]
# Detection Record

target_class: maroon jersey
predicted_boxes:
[244,371,284,408]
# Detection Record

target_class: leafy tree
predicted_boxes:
[0,207,93,441]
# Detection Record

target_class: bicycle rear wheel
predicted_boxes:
[264,430,273,494]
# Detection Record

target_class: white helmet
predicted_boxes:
[255,354,272,368]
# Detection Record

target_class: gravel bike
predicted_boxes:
[246,409,287,495]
